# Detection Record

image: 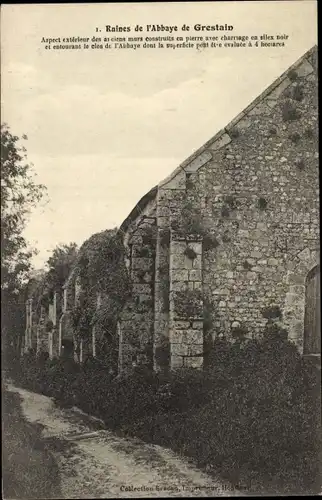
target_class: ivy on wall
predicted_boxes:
[70,229,132,352]
[173,289,203,319]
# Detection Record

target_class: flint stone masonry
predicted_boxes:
[114,46,319,374]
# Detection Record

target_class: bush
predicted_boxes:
[282,101,301,122]
[11,329,321,494]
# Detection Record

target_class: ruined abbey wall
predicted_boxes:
[24,47,319,374]
[153,47,319,369]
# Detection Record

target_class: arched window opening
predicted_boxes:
[304,265,320,355]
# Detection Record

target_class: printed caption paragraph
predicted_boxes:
[41,24,290,51]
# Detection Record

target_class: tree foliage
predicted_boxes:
[26,244,78,319]
[1,124,46,354]
[45,243,78,298]
[1,124,46,292]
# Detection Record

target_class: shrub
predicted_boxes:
[282,101,301,122]
[135,245,151,258]
[262,305,282,320]
[292,85,304,101]
[173,289,203,318]
[230,127,240,138]
[203,233,219,251]
[287,69,298,82]
[184,246,197,260]
[289,132,301,144]
[171,201,204,236]
[224,195,237,210]
[231,325,248,340]
[11,328,321,495]
[186,175,194,190]
[305,127,315,139]
[159,229,170,247]
[221,205,230,217]
[258,197,268,210]
[296,158,305,170]
[141,225,157,245]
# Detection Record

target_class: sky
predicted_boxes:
[1,1,317,269]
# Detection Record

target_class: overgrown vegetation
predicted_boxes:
[184,246,197,260]
[9,324,321,495]
[243,260,252,270]
[1,124,46,358]
[70,229,131,364]
[287,69,298,82]
[282,101,301,122]
[289,132,301,144]
[171,201,204,236]
[292,85,304,102]
[173,289,203,318]
[229,127,240,139]
[203,233,220,251]
[159,228,170,247]
[296,158,305,170]
[258,197,268,210]
[221,205,230,217]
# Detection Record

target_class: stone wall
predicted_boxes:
[118,217,157,373]
[169,235,204,368]
[25,47,318,372]
[157,46,318,356]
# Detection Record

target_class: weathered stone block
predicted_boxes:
[251,250,262,258]
[171,269,189,282]
[192,320,204,330]
[160,169,186,190]
[189,270,202,281]
[208,132,231,151]
[172,253,186,269]
[170,241,187,254]
[171,343,189,357]
[248,101,270,116]
[194,282,202,290]
[185,355,203,369]
[267,77,291,99]
[191,254,202,269]
[173,321,191,329]
[185,151,212,173]
[170,281,188,292]
[186,329,204,344]
[296,59,314,77]
[170,354,184,369]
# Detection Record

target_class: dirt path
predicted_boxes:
[6,384,238,498]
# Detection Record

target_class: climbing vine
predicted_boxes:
[71,229,131,346]
[170,200,220,252]
[173,289,203,318]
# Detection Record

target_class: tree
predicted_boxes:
[37,243,78,310]
[45,243,78,292]
[1,124,46,355]
[1,124,46,291]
